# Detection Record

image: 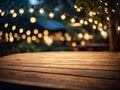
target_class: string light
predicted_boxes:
[12,13,17,18]
[71,17,76,23]
[19,7,24,14]
[30,16,36,23]
[72,42,77,47]
[29,6,34,13]
[88,18,93,23]
[22,34,26,39]
[39,6,44,14]
[84,20,88,25]
[38,33,43,38]
[80,40,86,46]
[27,36,32,44]
[32,35,37,41]
[60,14,66,20]
[74,5,78,9]
[33,29,39,34]
[43,30,49,36]
[10,8,15,14]
[117,26,120,31]
[94,20,98,24]
[80,19,84,24]
[26,30,31,36]
[92,25,97,30]
[78,33,83,39]
[4,23,9,28]
[1,11,5,16]
[49,11,54,18]
[0,31,3,36]
[106,17,110,21]
[76,8,81,12]
[12,25,16,30]
[19,28,24,33]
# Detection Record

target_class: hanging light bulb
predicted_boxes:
[39,6,44,14]
[88,18,93,23]
[19,28,24,33]
[4,23,9,28]
[10,8,15,14]
[29,5,34,13]
[84,20,88,25]
[76,8,81,12]
[12,25,16,30]
[92,24,97,30]
[49,11,54,18]
[117,26,120,31]
[1,11,5,16]
[19,6,24,14]
[71,17,76,23]
[30,15,36,23]
[80,19,84,24]
[12,13,17,18]
[61,14,66,20]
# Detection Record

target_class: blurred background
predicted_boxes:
[0,0,120,56]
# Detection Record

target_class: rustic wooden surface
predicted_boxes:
[0,52,120,90]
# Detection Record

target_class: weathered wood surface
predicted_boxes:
[0,52,120,90]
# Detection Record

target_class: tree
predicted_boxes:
[75,0,120,52]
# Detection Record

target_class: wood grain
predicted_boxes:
[0,52,120,90]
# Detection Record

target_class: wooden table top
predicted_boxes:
[0,52,120,90]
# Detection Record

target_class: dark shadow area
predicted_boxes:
[0,82,63,90]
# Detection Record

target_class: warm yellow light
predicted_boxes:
[26,30,31,36]
[60,36,65,41]
[10,9,15,14]
[22,34,26,39]
[74,5,78,9]
[32,35,37,41]
[39,7,44,14]
[80,19,84,24]
[66,36,71,41]
[92,25,97,30]
[105,3,108,6]
[27,36,32,44]
[101,31,108,39]
[1,11,5,16]
[106,17,110,21]
[19,8,24,14]
[4,23,9,28]
[12,25,16,30]
[43,30,49,36]
[98,23,103,27]
[84,33,90,40]
[38,33,43,38]
[10,36,14,42]
[94,20,98,24]
[78,33,83,39]
[61,14,66,20]
[33,29,39,34]
[89,11,93,17]
[0,9,2,14]
[0,31,3,36]
[71,18,76,23]
[5,33,8,37]
[19,28,24,33]
[14,33,18,38]
[84,20,88,25]
[12,13,17,18]
[72,42,77,47]
[112,9,115,13]
[103,25,108,30]
[80,40,86,46]
[30,16,36,23]
[76,8,81,12]
[29,7,34,13]
[88,18,93,23]
[44,36,53,46]
[49,12,54,18]
[117,26,120,31]
[9,32,13,37]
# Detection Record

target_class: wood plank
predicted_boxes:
[0,65,120,80]
[0,69,120,90]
